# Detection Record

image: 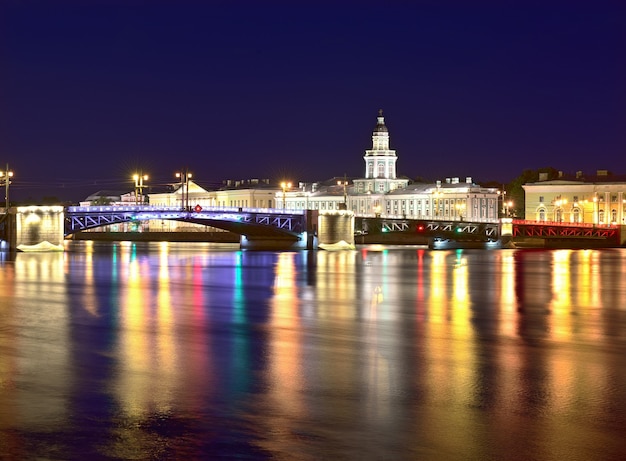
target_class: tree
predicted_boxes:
[507,167,560,218]
[92,196,113,205]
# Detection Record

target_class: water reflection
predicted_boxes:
[0,243,625,459]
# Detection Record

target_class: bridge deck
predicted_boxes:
[65,205,308,237]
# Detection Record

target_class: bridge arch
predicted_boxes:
[64,206,318,249]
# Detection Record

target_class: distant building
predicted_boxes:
[79,190,134,206]
[281,110,501,222]
[214,179,278,209]
[148,179,215,209]
[522,170,626,224]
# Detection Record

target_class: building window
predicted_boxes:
[539,196,544,203]
[537,208,545,221]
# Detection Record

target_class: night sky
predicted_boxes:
[2,0,625,202]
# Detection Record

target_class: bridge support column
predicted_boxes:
[1,206,65,251]
[17,206,65,251]
[500,218,514,248]
[0,209,16,251]
[318,210,355,250]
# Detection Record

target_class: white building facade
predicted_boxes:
[280,110,501,222]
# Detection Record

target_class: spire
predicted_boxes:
[375,109,387,132]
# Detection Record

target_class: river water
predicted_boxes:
[0,241,625,460]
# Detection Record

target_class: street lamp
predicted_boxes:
[175,170,193,211]
[133,173,148,205]
[280,181,291,210]
[574,200,588,223]
[337,177,349,209]
[455,201,466,221]
[552,196,567,222]
[505,200,513,217]
[432,189,442,219]
[0,164,13,212]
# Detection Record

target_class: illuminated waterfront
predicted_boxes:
[1,242,625,460]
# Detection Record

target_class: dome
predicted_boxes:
[374,109,388,132]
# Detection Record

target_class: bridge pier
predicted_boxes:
[318,210,355,250]
[0,206,65,251]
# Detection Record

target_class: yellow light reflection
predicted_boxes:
[82,240,98,316]
[316,250,358,319]
[549,250,572,341]
[156,242,176,410]
[268,253,304,417]
[11,253,70,426]
[499,251,517,337]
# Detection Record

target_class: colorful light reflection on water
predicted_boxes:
[0,242,625,460]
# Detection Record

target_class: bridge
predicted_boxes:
[355,216,624,249]
[1,205,624,251]
[512,219,623,248]
[355,216,504,248]
[65,205,318,249]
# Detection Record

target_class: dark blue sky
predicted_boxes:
[2,0,625,201]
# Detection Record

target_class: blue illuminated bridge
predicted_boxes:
[65,205,311,240]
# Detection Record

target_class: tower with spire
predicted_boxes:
[353,110,408,197]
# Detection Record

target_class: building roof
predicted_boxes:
[374,109,388,132]
[83,190,127,201]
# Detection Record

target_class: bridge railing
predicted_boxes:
[358,213,500,223]
[512,219,619,228]
[67,205,306,215]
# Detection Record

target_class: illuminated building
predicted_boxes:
[523,170,626,224]
[281,110,501,222]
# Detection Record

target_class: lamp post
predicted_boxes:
[133,173,148,205]
[433,189,442,219]
[552,196,567,222]
[175,170,192,211]
[0,164,13,212]
[455,201,466,221]
[574,199,588,223]
[505,200,513,218]
[337,177,349,209]
[280,181,291,210]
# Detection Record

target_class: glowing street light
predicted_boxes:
[175,170,193,211]
[337,177,349,209]
[505,200,513,218]
[553,197,567,222]
[280,181,292,210]
[0,164,13,212]
[133,173,148,205]
[455,201,466,221]
[432,189,442,219]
